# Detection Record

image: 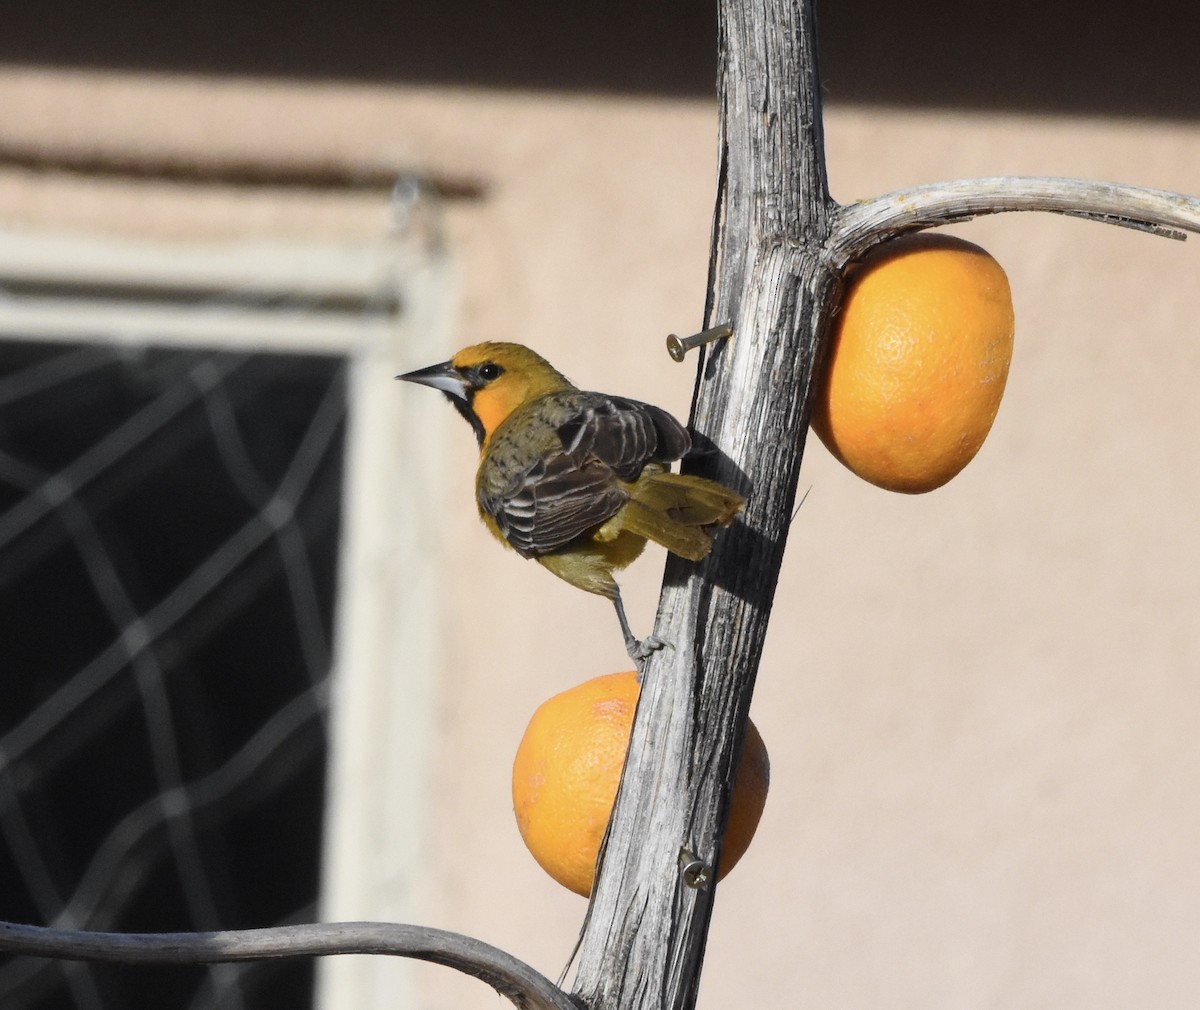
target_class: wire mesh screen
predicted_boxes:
[0,339,347,1009]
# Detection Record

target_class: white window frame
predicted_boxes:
[0,222,454,1010]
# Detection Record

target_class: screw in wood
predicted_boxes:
[665,323,733,362]
[677,847,712,890]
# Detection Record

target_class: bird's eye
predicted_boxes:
[477,363,504,382]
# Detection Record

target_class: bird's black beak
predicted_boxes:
[396,360,470,401]
[397,359,486,445]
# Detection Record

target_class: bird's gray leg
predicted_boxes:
[612,591,666,678]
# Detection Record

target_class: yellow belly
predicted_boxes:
[535,528,648,599]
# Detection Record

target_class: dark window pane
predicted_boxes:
[0,340,344,1010]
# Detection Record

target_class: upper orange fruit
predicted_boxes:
[811,233,1015,493]
[512,670,769,897]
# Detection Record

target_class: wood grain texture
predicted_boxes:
[571,1,841,1008]
[834,176,1200,258]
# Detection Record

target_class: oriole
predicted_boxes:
[398,342,743,661]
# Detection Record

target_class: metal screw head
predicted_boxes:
[666,333,690,362]
[678,847,712,890]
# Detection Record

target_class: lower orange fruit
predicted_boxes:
[512,670,769,897]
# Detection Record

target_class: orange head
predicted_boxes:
[397,342,575,447]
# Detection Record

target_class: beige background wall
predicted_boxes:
[1,42,1197,1010]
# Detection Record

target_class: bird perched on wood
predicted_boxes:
[397,342,743,663]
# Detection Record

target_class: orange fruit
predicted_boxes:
[512,671,769,897]
[811,232,1015,493]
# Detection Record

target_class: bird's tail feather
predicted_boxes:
[621,472,744,562]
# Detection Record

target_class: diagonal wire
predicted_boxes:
[0,269,370,1010]
[70,682,328,931]
[0,359,244,594]
[0,359,343,998]
[0,682,328,1006]
[0,344,115,408]
[0,766,106,1010]
[0,450,109,1007]
[0,351,345,1009]
[0,353,242,553]
[0,505,274,774]
[0,365,247,1009]
[198,359,344,687]
[47,453,247,1009]
[0,367,343,778]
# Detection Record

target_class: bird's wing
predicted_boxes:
[485,452,628,558]
[479,392,690,558]
[556,394,692,478]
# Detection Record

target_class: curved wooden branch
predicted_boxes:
[833,176,1200,262]
[0,920,580,1010]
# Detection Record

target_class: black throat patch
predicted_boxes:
[446,390,486,446]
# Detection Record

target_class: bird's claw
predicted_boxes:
[629,635,668,678]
